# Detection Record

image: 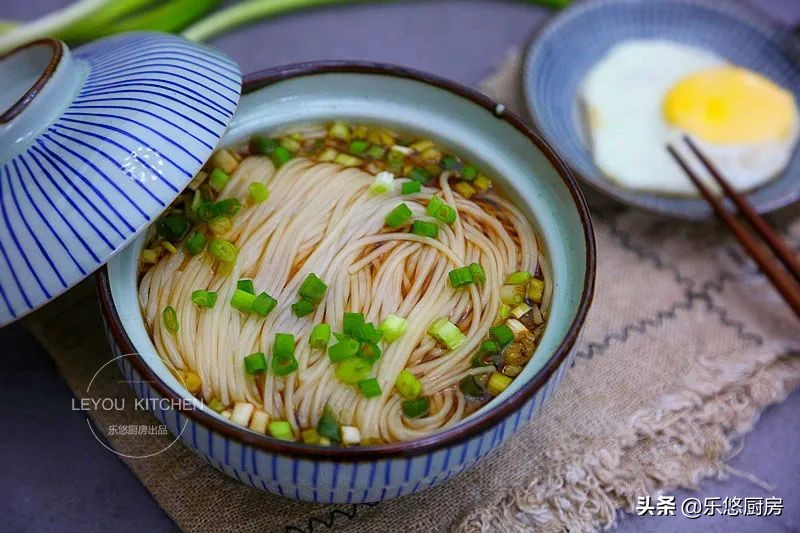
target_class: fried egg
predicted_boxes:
[580,40,799,195]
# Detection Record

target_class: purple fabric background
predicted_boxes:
[1,1,798,531]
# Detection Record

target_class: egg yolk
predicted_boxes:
[663,66,797,144]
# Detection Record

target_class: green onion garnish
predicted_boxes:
[156,214,189,242]
[352,322,382,343]
[366,145,386,159]
[357,378,382,398]
[251,292,277,317]
[317,405,341,443]
[249,182,269,203]
[329,121,350,141]
[301,428,321,445]
[409,167,431,183]
[489,324,515,347]
[230,289,256,312]
[428,318,466,350]
[385,203,412,228]
[448,266,473,288]
[215,198,242,217]
[380,314,407,342]
[506,271,532,285]
[528,278,545,303]
[395,370,421,399]
[270,146,293,167]
[474,174,492,191]
[369,171,395,194]
[387,148,405,168]
[426,195,443,216]
[309,324,331,349]
[191,289,217,309]
[209,168,230,192]
[273,333,295,356]
[252,136,279,155]
[498,304,511,320]
[298,273,327,304]
[163,306,179,334]
[401,180,421,195]
[442,155,459,169]
[272,352,298,376]
[411,220,438,239]
[291,299,315,318]
[469,263,486,285]
[459,375,484,398]
[433,204,457,224]
[335,357,372,385]
[208,216,232,236]
[329,337,360,363]
[244,352,267,375]
[237,279,255,294]
[401,397,429,418]
[471,352,492,368]
[461,166,478,180]
[349,140,369,154]
[268,420,294,441]
[342,312,365,336]
[185,231,206,256]
[481,339,500,354]
[358,341,381,364]
[487,372,512,396]
[208,239,238,263]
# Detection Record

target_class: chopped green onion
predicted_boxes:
[252,136,279,154]
[251,292,277,317]
[273,333,295,356]
[471,352,492,368]
[366,145,386,159]
[291,299,315,317]
[349,140,369,154]
[185,231,206,255]
[453,181,477,198]
[334,153,362,167]
[500,285,524,305]
[342,312,365,336]
[272,352,299,376]
[329,121,350,141]
[380,314,407,342]
[301,428,321,445]
[208,239,238,263]
[433,204,457,224]
[490,324,515,347]
[401,180,421,195]
[208,216,232,236]
[411,220,438,239]
[309,324,331,349]
[249,182,269,203]
[401,397,429,418]
[215,198,242,217]
[352,322,381,343]
[369,171,395,194]
[528,278,545,303]
[481,339,500,354]
[461,166,478,180]
[395,370,422,399]
[487,372,513,396]
[385,203,412,228]
[335,357,372,385]
[442,155,459,170]
[191,289,217,309]
[268,420,294,441]
[162,241,178,255]
[426,195,443,216]
[506,271,532,285]
[498,304,511,320]
[358,378,382,398]
[209,168,230,192]
[387,148,405,168]
[270,146,292,167]
[207,398,226,413]
[156,214,189,242]
[511,303,531,318]
[317,405,341,442]
[281,137,301,152]
[428,318,466,350]
[163,306,179,334]
[231,290,256,312]
[358,341,382,364]
[298,273,327,304]
[459,375,484,398]
[244,352,267,375]
[409,167,431,183]
[448,266,473,288]
[141,249,158,264]
[237,279,255,294]
[474,174,492,191]
[469,263,486,285]
[329,337,360,363]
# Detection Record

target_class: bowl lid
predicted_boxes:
[0,32,241,327]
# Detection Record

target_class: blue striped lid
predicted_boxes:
[0,32,241,326]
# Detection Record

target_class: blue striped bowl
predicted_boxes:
[523,0,800,219]
[98,62,595,503]
[0,33,241,326]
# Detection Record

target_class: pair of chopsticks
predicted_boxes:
[667,136,800,318]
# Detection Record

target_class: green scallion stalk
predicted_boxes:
[469,262,486,285]
[481,339,500,354]
[461,166,478,181]
[401,397,429,418]
[298,273,327,304]
[208,239,238,263]
[380,314,407,342]
[328,337,360,363]
[489,324,515,347]
[342,312,365,336]
[335,357,372,385]
[309,323,331,349]
[273,333,295,356]
[244,352,267,375]
[401,180,421,195]
[163,305,179,334]
[349,140,369,154]
[209,168,230,192]
[251,136,279,155]
[505,271,532,285]
[268,420,294,441]
[249,182,269,203]
[316,405,341,443]
[270,146,293,167]
[448,266,473,288]
[156,214,189,242]
[459,375,484,398]
[433,204,457,224]
[351,322,381,343]
[185,231,207,255]
[385,203,412,228]
[191,289,217,309]
[441,155,459,170]
[230,289,256,312]
[208,216,232,236]
[395,370,421,399]
[291,299,315,318]
[427,195,443,216]
[358,341,382,364]
[411,220,438,239]
[251,292,277,317]
[357,378,382,398]
[272,352,299,376]
[409,167,431,184]
[237,279,255,294]
[428,318,466,350]
[487,371,513,396]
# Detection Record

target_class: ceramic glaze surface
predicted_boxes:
[0,33,241,326]
[523,0,800,218]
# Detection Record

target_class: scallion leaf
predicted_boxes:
[357,378,382,398]
[244,352,267,375]
[385,203,412,228]
[309,323,331,349]
[401,397,429,418]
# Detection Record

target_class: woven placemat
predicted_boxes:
[24,52,800,532]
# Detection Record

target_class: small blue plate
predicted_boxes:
[522,0,800,219]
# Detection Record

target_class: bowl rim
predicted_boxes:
[520,0,800,220]
[96,60,596,461]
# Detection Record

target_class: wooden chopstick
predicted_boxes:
[666,140,800,318]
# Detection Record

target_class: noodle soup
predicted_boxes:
[138,122,551,446]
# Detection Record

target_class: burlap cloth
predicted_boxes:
[24,52,800,532]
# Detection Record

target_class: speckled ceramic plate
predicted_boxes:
[522,0,800,219]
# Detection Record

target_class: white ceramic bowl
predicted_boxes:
[98,62,595,503]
